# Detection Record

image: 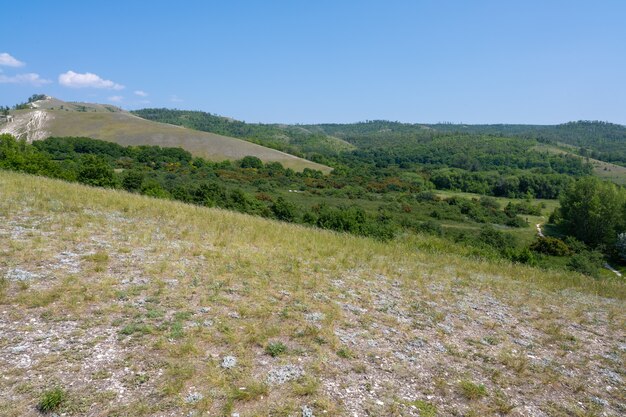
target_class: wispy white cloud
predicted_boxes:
[0,53,25,67]
[134,90,148,97]
[58,70,124,90]
[108,95,124,102]
[0,73,51,86]
[170,95,183,103]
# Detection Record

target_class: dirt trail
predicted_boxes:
[536,223,545,238]
[604,263,623,277]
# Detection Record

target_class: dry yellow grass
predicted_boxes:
[0,171,624,416]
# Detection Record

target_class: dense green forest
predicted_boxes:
[134,109,626,167]
[305,119,626,166]
[427,121,626,165]
[133,109,593,198]
[2,132,625,277]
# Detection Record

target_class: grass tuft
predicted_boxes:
[459,380,488,400]
[265,341,287,357]
[37,387,67,413]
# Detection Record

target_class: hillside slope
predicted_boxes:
[534,143,626,185]
[0,171,624,416]
[0,97,330,172]
[300,120,626,167]
[131,108,356,157]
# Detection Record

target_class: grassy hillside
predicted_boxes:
[0,98,330,173]
[1,171,624,416]
[131,108,355,158]
[534,143,626,185]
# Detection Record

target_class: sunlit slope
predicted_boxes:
[0,170,624,416]
[0,98,331,172]
[45,111,330,171]
[534,143,626,185]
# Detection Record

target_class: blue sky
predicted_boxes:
[1,1,625,124]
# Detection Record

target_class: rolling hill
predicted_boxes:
[0,97,331,173]
[131,108,356,158]
[0,170,624,416]
[298,120,626,166]
[131,110,626,182]
[534,143,626,185]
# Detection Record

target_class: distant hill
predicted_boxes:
[132,108,355,159]
[0,97,331,172]
[131,109,626,167]
[426,121,626,165]
[297,120,626,166]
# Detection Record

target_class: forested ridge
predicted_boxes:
[134,109,626,166]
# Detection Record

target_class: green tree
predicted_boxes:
[567,250,604,277]
[77,155,117,187]
[271,197,298,222]
[122,170,144,192]
[240,156,263,169]
[141,181,170,199]
[559,177,626,247]
[530,237,572,256]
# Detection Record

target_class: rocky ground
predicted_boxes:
[0,174,624,416]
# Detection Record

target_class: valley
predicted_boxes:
[1,97,626,416]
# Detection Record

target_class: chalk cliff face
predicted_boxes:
[0,109,52,142]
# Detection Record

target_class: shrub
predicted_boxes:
[548,208,562,224]
[563,236,587,253]
[417,220,443,236]
[141,181,170,199]
[477,225,517,252]
[480,196,500,210]
[504,201,541,216]
[271,197,298,222]
[505,216,528,228]
[510,248,537,266]
[530,237,571,256]
[122,170,144,192]
[567,250,604,277]
[416,190,439,202]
